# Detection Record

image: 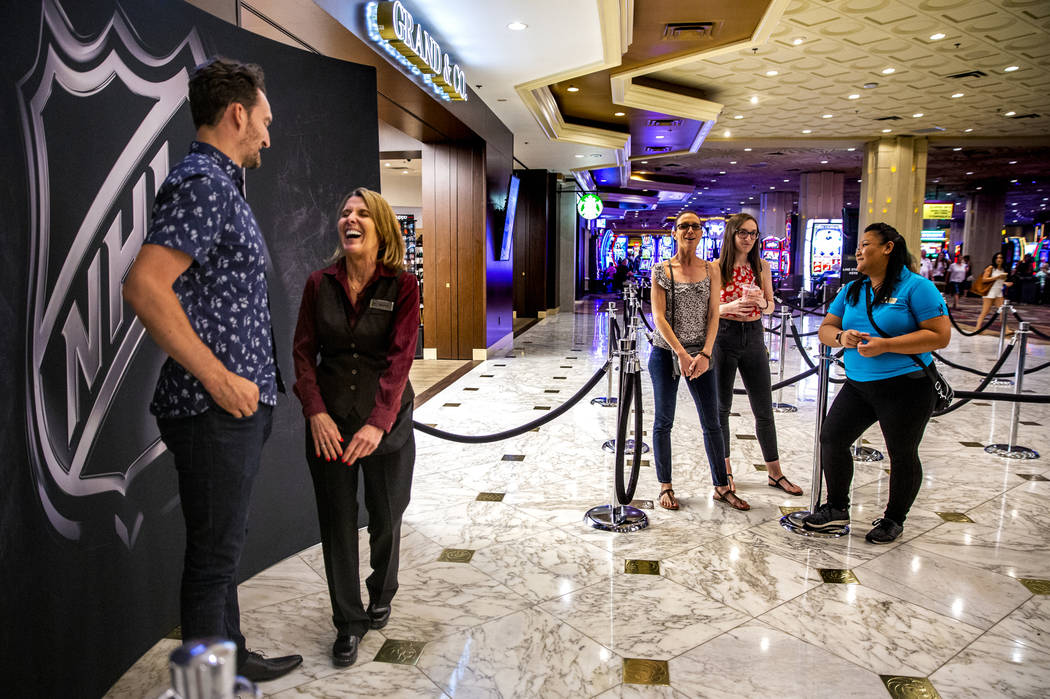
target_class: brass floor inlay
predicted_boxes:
[779,506,805,516]
[534,406,551,411]
[564,357,577,360]
[624,559,660,575]
[463,387,479,391]
[501,454,525,461]
[553,376,567,380]
[736,434,757,440]
[480,374,494,378]
[530,427,541,432]
[935,512,974,523]
[374,639,427,666]
[544,389,560,393]
[819,569,859,584]
[880,675,942,699]
[437,548,475,563]
[729,412,740,416]
[972,402,990,406]
[960,441,984,448]
[164,625,182,640]
[1020,420,1042,426]
[1018,578,1050,595]
[640,459,651,468]
[493,363,506,367]
[1017,473,1049,481]
[422,423,437,428]
[560,365,573,368]
[623,658,670,686]
[753,463,768,471]
[442,403,461,408]
[884,468,892,474]
[629,499,654,509]
[476,492,505,502]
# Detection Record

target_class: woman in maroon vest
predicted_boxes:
[292,187,419,667]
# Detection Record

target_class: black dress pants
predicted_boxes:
[307,423,414,638]
[713,319,779,462]
[819,374,935,524]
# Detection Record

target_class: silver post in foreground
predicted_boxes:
[985,322,1039,459]
[991,304,1013,386]
[591,302,619,406]
[772,306,797,412]
[781,343,849,537]
[603,309,651,454]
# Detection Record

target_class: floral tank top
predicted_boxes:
[720,264,761,321]
[652,261,711,351]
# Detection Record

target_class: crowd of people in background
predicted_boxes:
[920,249,1049,307]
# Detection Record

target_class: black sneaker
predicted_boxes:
[865,518,903,544]
[802,503,850,531]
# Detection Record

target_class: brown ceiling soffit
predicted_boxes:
[516,0,786,186]
[625,172,694,192]
[598,191,659,206]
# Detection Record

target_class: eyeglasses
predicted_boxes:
[736,230,760,239]
[676,222,702,232]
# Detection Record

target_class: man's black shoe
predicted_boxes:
[239,650,303,682]
[802,503,850,531]
[367,605,391,630]
[866,518,903,544]
[332,635,360,667]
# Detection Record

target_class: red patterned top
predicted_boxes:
[720,264,761,321]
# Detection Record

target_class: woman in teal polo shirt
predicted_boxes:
[803,222,950,544]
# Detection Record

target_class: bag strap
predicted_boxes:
[667,260,675,334]
[863,284,931,374]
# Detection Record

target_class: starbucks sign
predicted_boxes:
[578,193,603,220]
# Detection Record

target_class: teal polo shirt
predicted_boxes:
[828,267,946,382]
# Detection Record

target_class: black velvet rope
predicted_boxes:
[933,350,1050,378]
[640,310,654,333]
[775,296,829,318]
[733,365,819,395]
[945,305,1003,337]
[413,362,610,443]
[613,368,643,505]
[1010,309,1050,340]
[788,323,846,383]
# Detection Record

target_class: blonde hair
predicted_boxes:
[328,187,405,270]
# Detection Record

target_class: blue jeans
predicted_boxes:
[157,404,273,663]
[648,346,729,487]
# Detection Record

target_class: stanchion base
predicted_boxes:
[851,446,885,462]
[602,439,651,454]
[772,403,798,413]
[584,505,649,532]
[984,444,1040,459]
[779,511,850,538]
[590,396,618,407]
[989,378,1014,387]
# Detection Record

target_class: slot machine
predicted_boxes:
[760,236,787,283]
[640,235,655,273]
[1005,236,1024,267]
[700,218,725,260]
[657,236,675,266]
[803,218,843,291]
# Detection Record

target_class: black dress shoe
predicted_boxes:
[367,605,391,630]
[332,635,360,667]
[239,650,303,682]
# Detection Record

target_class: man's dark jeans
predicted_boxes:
[158,404,273,662]
[648,345,729,487]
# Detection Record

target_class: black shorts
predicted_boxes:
[949,281,964,295]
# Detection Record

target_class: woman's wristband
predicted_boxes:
[699,350,711,359]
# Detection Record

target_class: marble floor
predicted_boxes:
[108,299,1050,698]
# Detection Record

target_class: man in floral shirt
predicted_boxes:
[123,57,301,683]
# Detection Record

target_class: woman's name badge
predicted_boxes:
[887,298,898,304]
[370,299,395,311]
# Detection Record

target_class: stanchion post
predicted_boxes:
[772,307,798,413]
[991,304,1014,387]
[591,302,619,407]
[985,322,1039,459]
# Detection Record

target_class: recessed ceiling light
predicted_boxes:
[730,161,737,164]
[976,186,982,190]
[964,128,973,132]
[566,85,579,93]
[792,37,805,45]
[723,130,731,138]
[641,160,648,164]
[765,70,779,77]
[863,82,878,89]
[1004,65,1019,72]
[820,160,828,164]
[719,171,726,174]
[770,186,775,189]
[847,147,856,151]
[507,21,527,31]
[744,147,752,151]
[857,179,862,183]
[614,111,625,116]
[802,129,812,134]
[712,179,717,182]
[750,95,759,105]
[734,115,744,119]
[1004,111,1016,117]
[655,135,664,139]
[384,162,391,167]
[848,94,860,100]
[930,32,946,40]
[1009,160,1017,164]
[574,154,584,158]
[912,113,924,118]
[966,171,974,175]
[953,147,962,151]
[882,128,892,133]
[951,92,964,98]
[881,67,896,74]
[822,114,833,119]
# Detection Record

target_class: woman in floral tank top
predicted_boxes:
[713,213,803,497]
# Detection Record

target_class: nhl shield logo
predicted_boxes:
[19,0,205,546]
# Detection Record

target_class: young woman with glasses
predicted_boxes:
[713,214,803,497]
[648,211,749,511]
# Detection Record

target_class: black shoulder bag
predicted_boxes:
[863,285,953,411]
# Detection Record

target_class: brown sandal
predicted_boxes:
[658,488,679,510]
[768,475,803,496]
[713,488,750,511]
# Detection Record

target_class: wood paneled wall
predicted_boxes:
[513,170,557,317]
[422,141,487,359]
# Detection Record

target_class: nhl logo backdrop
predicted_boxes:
[0,0,380,694]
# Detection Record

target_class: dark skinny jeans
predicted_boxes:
[648,345,729,487]
[713,319,778,463]
[820,373,936,524]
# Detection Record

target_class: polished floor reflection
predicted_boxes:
[108,300,1050,697]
